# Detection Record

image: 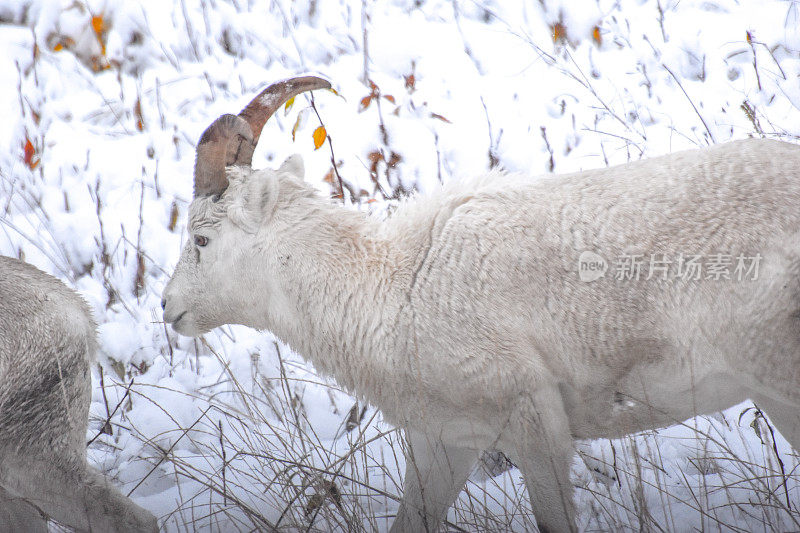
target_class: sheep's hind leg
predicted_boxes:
[0,453,157,533]
[0,485,48,533]
[510,386,577,533]
[391,430,478,532]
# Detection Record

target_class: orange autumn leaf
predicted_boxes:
[52,36,75,52]
[359,95,372,111]
[23,138,34,163]
[23,138,39,170]
[134,97,144,131]
[284,96,295,115]
[312,126,327,150]
[552,22,566,43]
[592,25,602,45]
[90,14,108,60]
[91,15,105,35]
[383,94,395,104]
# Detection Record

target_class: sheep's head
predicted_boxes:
[161,76,330,336]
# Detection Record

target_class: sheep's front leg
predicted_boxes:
[391,430,478,532]
[752,394,800,453]
[512,387,577,533]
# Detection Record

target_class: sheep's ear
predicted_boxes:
[229,172,280,231]
[252,173,280,221]
[278,154,305,180]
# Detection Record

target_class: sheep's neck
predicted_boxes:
[268,206,407,402]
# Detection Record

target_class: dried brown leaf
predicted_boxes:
[168,202,179,232]
[404,73,416,91]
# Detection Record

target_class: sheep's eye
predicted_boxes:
[194,235,209,247]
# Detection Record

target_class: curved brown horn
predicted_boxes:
[193,114,253,197]
[193,75,331,198]
[236,75,332,165]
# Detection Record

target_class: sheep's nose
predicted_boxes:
[161,298,167,311]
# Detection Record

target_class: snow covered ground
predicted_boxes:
[1,0,799,530]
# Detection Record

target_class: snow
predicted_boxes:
[1,0,799,530]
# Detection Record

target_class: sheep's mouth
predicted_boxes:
[169,311,210,337]
[169,311,189,332]
[171,311,187,325]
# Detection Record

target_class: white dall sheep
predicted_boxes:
[0,256,158,532]
[161,76,800,533]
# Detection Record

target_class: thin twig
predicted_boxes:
[309,93,346,204]
[127,406,213,497]
[88,377,135,446]
[663,63,716,144]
